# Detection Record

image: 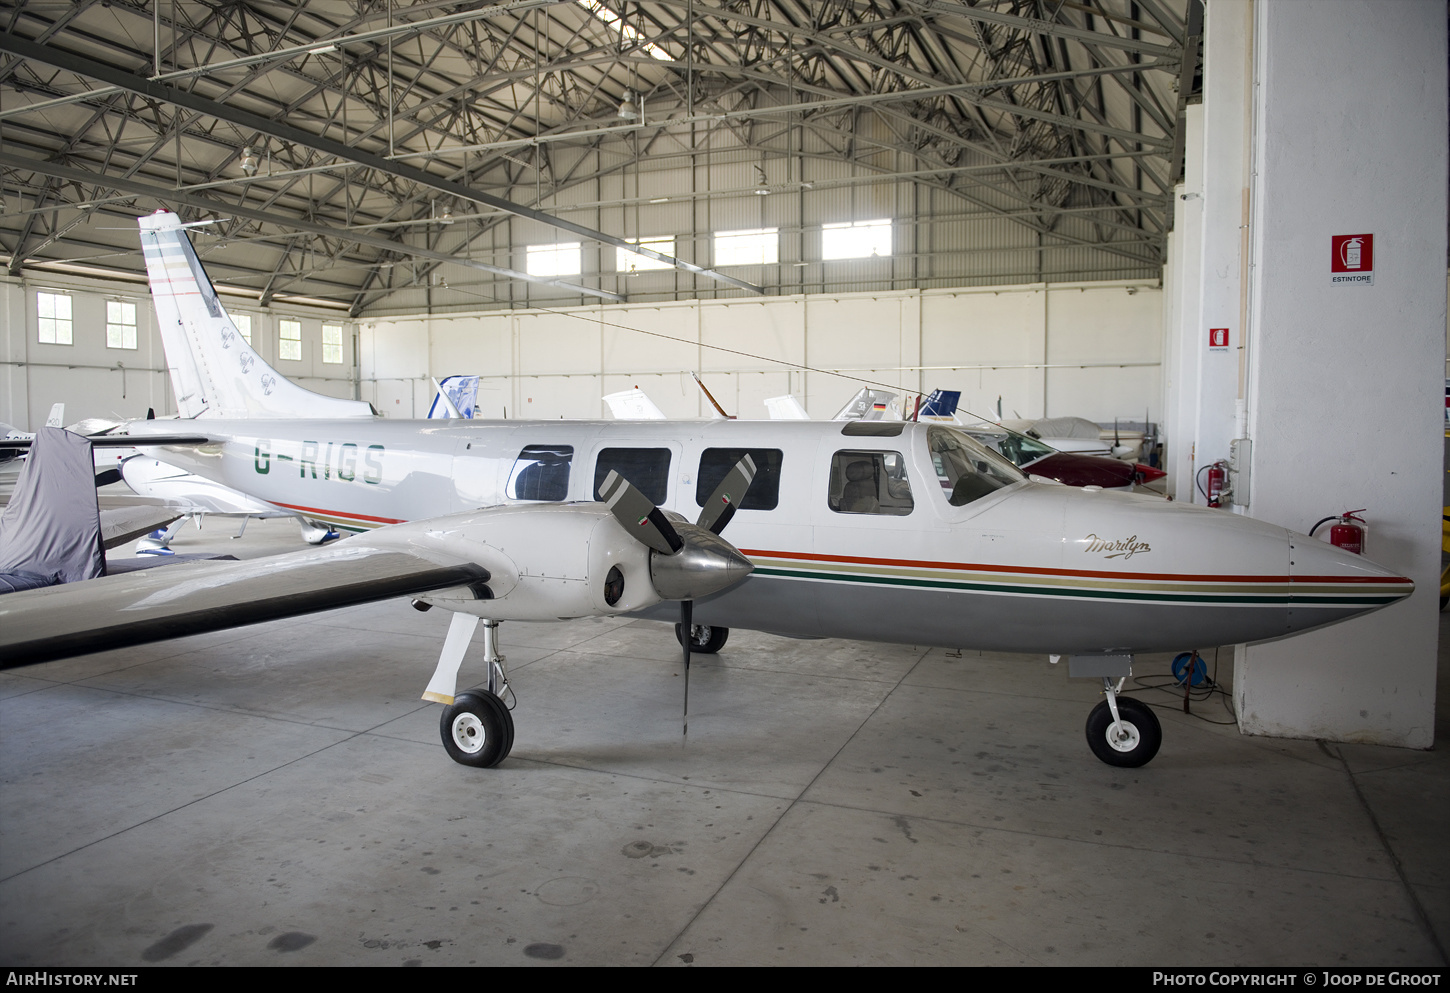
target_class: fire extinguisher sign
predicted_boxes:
[1331,233,1374,285]
[1208,328,1230,351]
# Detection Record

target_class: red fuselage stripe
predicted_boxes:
[273,501,405,525]
[737,548,1411,586]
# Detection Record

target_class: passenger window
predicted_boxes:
[928,426,1022,506]
[594,448,671,505]
[696,448,783,511]
[828,451,914,516]
[507,445,573,501]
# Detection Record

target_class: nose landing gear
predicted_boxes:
[1085,677,1161,767]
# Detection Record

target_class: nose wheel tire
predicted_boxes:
[674,623,729,654]
[440,688,515,768]
[1085,697,1161,767]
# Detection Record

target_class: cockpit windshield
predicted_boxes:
[955,418,1057,467]
[927,426,1025,507]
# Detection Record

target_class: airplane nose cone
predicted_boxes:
[648,523,754,600]
[1286,534,1414,634]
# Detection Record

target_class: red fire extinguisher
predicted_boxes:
[1197,460,1229,508]
[1310,510,1367,555]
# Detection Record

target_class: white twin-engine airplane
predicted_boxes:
[0,211,1416,769]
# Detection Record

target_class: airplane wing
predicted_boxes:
[0,536,489,667]
[0,466,758,671]
[99,506,186,549]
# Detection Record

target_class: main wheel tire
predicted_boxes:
[440,689,514,768]
[674,623,728,654]
[1085,697,1162,768]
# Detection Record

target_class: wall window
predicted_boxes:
[106,300,138,350]
[616,236,676,273]
[822,219,892,260]
[526,243,581,277]
[279,318,302,361]
[37,291,72,345]
[233,313,253,345]
[714,228,777,266]
[322,324,344,364]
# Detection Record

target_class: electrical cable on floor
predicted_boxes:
[1130,647,1239,726]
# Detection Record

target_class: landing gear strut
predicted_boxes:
[1085,677,1161,767]
[426,614,515,767]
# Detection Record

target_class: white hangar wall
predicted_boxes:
[1162,0,1447,749]
[360,279,1164,427]
[0,271,358,430]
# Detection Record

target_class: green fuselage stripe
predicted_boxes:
[749,566,1399,606]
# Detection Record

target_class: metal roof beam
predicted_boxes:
[0,31,761,296]
[0,151,625,306]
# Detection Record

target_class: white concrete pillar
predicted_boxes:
[0,279,28,428]
[1192,0,1254,504]
[1166,105,1204,500]
[1235,0,1445,748]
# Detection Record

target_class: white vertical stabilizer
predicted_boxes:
[138,211,373,419]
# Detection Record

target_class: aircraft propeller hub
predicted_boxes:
[649,522,754,601]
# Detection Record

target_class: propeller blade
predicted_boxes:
[599,470,683,554]
[681,598,692,737]
[94,468,123,488]
[696,454,757,536]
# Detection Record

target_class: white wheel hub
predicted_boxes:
[692,625,712,646]
[451,712,486,754]
[1106,720,1140,753]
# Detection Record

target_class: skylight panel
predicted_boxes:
[577,0,672,61]
[822,219,893,260]
[617,236,676,272]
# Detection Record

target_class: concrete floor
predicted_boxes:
[1,503,1447,967]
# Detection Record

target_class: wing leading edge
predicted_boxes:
[0,542,487,667]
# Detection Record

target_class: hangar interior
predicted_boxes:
[0,0,1447,967]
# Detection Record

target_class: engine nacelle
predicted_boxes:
[390,503,660,621]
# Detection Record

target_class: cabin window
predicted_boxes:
[508,445,573,501]
[927,426,1023,506]
[828,451,914,516]
[594,448,671,505]
[696,448,783,511]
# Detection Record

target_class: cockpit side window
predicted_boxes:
[594,448,671,505]
[928,426,1023,506]
[507,444,573,501]
[828,450,914,516]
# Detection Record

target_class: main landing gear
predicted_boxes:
[674,624,729,654]
[425,614,516,768]
[441,688,514,768]
[1085,677,1161,768]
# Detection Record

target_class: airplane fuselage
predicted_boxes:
[123,417,1411,656]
